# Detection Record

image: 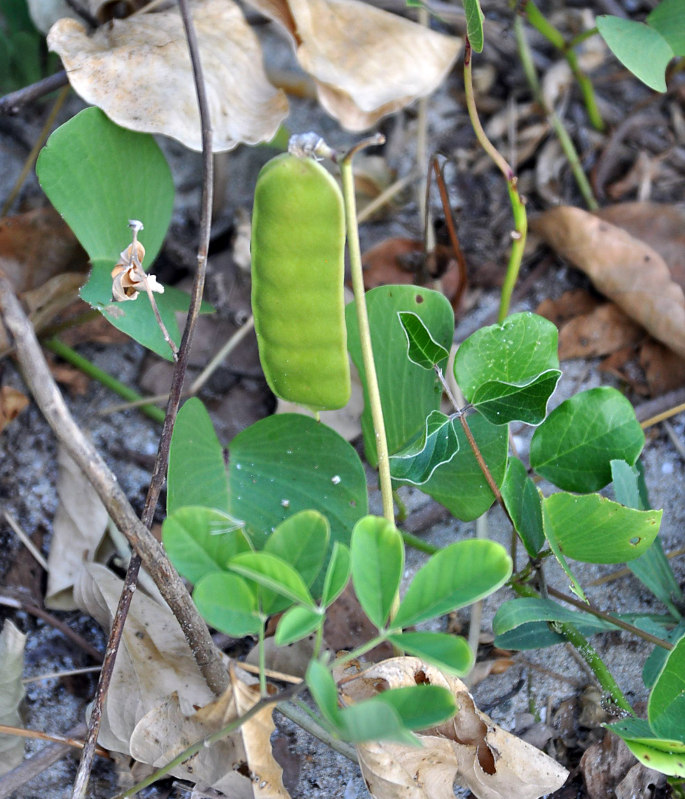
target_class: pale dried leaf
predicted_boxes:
[130,668,289,798]
[27,0,80,34]
[45,446,110,610]
[532,206,685,359]
[246,0,460,130]
[343,657,568,799]
[48,0,288,152]
[0,386,29,435]
[73,563,216,752]
[0,621,26,775]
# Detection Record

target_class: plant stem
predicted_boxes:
[523,1,604,132]
[339,140,394,525]
[44,338,166,423]
[513,582,633,714]
[277,701,358,762]
[514,14,599,210]
[400,530,439,555]
[463,37,527,323]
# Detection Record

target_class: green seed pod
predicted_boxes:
[251,153,350,411]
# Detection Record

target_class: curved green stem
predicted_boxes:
[339,144,394,525]
[463,38,527,323]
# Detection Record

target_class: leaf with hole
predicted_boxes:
[530,387,645,492]
[389,410,460,485]
[351,516,403,630]
[393,539,511,629]
[162,506,250,584]
[346,285,454,466]
[454,312,560,425]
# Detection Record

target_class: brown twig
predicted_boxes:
[0,724,109,758]
[0,72,69,116]
[69,1,218,795]
[431,156,468,310]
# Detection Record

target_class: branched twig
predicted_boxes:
[69,1,218,795]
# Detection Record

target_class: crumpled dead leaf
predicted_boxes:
[45,446,110,610]
[532,206,685,360]
[130,667,289,797]
[340,657,568,799]
[48,0,288,152]
[0,386,29,435]
[246,0,460,130]
[73,563,216,753]
[0,620,26,775]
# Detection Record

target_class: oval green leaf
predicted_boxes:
[162,506,250,584]
[193,572,261,637]
[607,717,685,777]
[596,15,672,92]
[351,516,404,631]
[321,543,351,608]
[228,551,314,611]
[543,492,662,564]
[306,660,341,727]
[394,539,511,629]
[265,510,329,590]
[648,634,685,741]
[454,312,560,425]
[464,0,485,52]
[501,457,544,557]
[370,685,457,730]
[275,605,323,646]
[228,413,367,549]
[530,387,645,492]
[386,631,474,676]
[648,0,685,56]
[346,285,454,466]
[168,398,230,515]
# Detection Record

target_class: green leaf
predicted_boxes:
[649,634,685,741]
[386,631,474,676]
[607,717,685,777]
[454,313,560,426]
[162,506,250,584]
[228,551,314,611]
[265,510,329,590]
[371,685,457,730]
[275,605,323,646]
[543,492,662,564]
[346,285,454,466]
[228,414,367,549]
[321,543,351,608]
[542,500,587,602]
[596,15,673,92]
[644,621,685,689]
[394,539,511,629]
[193,573,261,637]
[36,108,176,357]
[493,598,622,650]
[339,701,418,745]
[306,660,342,727]
[530,387,645,492]
[409,413,508,521]
[351,516,404,630]
[397,311,449,369]
[464,0,485,52]
[167,398,229,515]
[612,460,683,617]
[648,0,685,55]
[501,457,544,557]
[389,411,460,485]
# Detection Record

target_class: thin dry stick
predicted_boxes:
[2,509,48,571]
[70,1,218,796]
[0,725,109,758]
[0,71,69,115]
[0,279,227,691]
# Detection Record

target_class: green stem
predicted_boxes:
[339,147,394,524]
[514,15,599,210]
[514,582,634,714]
[463,38,527,323]
[524,1,604,132]
[258,617,267,697]
[332,635,386,670]
[44,338,166,424]
[400,530,439,555]
[277,701,358,762]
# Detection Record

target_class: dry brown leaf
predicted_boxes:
[48,0,288,152]
[0,620,26,775]
[639,339,685,396]
[45,446,110,610]
[130,667,289,797]
[558,303,644,359]
[0,386,29,434]
[342,657,568,799]
[532,206,685,360]
[73,563,216,753]
[246,0,460,130]
[536,288,601,328]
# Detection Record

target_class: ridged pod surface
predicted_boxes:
[251,153,350,410]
